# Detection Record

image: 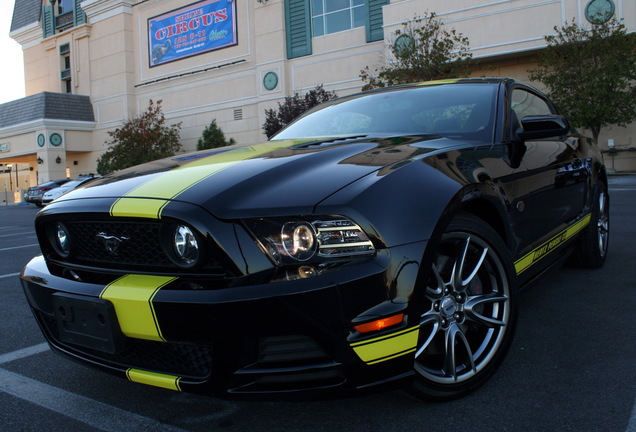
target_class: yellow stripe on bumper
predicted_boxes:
[514,213,591,275]
[110,141,296,219]
[100,275,177,341]
[351,326,419,365]
[126,369,181,391]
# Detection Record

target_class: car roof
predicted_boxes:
[36,179,69,187]
[331,78,517,103]
[364,77,514,92]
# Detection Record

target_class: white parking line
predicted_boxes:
[0,272,21,279]
[0,343,49,365]
[0,231,34,238]
[628,399,636,432]
[0,368,190,432]
[0,244,39,252]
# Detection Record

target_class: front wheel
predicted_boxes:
[411,213,517,401]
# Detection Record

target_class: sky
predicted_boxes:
[0,1,26,105]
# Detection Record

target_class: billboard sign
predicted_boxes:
[148,0,237,67]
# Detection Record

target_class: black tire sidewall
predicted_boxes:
[568,182,609,269]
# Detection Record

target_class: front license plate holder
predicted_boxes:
[52,293,126,355]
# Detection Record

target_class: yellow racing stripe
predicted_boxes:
[514,213,591,275]
[351,326,419,365]
[110,141,296,219]
[126,369,181,391]
[417,79,460,86]
[100,275,177,341]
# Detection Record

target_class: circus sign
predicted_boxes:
[148,0,237,67]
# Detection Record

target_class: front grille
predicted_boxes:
[44,219,232,275]
[38,311,213,379]
[230,335,344,392]
[258,335,331,365]
[67,221,172,267]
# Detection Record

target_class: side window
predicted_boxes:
[511,89,553,119]
[312,0,366,37]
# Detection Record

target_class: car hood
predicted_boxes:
[59,136,465,219]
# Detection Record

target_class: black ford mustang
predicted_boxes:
[21,78,609,400]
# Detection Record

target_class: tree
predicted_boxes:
[196,119,236,150]
[529,19,636,144]
[97,100,182,174]
[262,85,337,138]
[360,12,473,90]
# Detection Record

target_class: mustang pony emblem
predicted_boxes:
[96,232,130,255]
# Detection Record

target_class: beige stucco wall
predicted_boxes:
[125,0,386,151]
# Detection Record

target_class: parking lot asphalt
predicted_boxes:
[0,176,635,432]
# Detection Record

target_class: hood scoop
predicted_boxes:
[290,135,368,149]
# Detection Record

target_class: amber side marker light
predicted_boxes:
[354,313,405,334]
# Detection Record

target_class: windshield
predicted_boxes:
[273,83,497,142]
[60,180,84,189]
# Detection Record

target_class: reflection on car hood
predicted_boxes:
[59,136,469,218]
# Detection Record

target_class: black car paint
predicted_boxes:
[20,79,606,396]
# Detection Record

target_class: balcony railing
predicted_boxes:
[55,11,74,29]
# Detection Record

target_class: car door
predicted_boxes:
[506,86,588,276]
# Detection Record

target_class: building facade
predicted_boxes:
[2,0,635,202]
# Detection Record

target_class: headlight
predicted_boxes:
[314,219,376,256]
[247,216,375,265]
[172,225,200,267]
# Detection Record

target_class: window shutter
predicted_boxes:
[42,5,54,38]
[285,0,312,59]
[365,0,389,43]
[74,0,87,26]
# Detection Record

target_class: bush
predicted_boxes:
[360,12,472,90]
[97,100,181,174]
[196,119,236,150]
[262,85,337,138]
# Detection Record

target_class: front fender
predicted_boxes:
[315,155,512,250]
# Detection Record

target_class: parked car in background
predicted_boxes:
[24,179,71,207]
[20,78,609,401]
[42,176,98,205]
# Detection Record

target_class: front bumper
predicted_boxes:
[21,242,426,396]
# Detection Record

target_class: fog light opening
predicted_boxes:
[53,222,71,257]
[173,225,200,267]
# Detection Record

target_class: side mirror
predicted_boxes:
[517,115,570,141]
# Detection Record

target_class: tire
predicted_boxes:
[567,182,609,269]
[410,213,518,401]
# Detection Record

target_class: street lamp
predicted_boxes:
[7,164,12,190]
